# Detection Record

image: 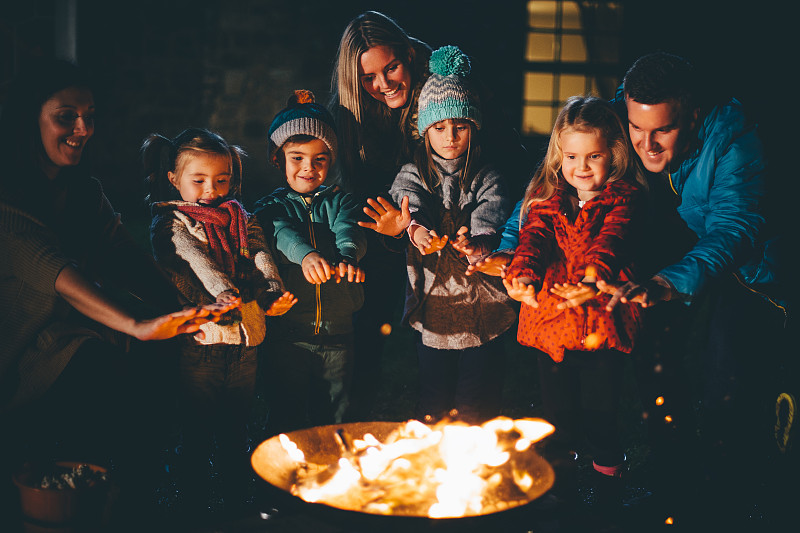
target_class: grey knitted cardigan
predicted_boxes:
[150,201,285,346]
[389,154,516,349]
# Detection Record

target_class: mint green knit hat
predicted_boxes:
[417,45,482,136]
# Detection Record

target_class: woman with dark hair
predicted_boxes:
[0,58,233,522]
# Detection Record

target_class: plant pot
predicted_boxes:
[12,461,110,531]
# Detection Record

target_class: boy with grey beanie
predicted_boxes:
[254,90,367,434]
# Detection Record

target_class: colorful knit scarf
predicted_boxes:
[176,199,250,276]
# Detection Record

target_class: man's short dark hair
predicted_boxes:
[623,52,698,114]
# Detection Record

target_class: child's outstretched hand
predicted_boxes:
[413,226,448,255]
[216,289,242,305]
[466,250,513,277]
[189,300,241,340]
[451,226,493,260]
[503,276,538,307]
[358,195,412,237]
[202,300,241,317]
[301,251,333,284]
[551,281,599,309]
[266,291,298,316]
[334,261,366,283]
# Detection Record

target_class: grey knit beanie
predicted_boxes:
[269,90,338,162]
[417,46,482,136]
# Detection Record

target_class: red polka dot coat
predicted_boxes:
[506,178,643,362]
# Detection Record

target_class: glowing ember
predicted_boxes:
[277,417,555,518]
[584,332,603,349]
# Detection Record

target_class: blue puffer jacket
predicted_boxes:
[614,86,785,314]
[656,101,764,294]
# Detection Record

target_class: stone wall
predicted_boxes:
[1,0,526,228]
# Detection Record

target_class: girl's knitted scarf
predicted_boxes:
[176,199,250,276]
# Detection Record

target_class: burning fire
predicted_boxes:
[278,417,555,518]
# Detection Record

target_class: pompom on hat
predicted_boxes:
[417,45,482,136]
[269,90,338,162]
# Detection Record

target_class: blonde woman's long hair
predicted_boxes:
[330,11,430,187]
[520,95,644,226]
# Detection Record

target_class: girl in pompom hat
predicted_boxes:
[254,90,367,435]
[388,46,515,424]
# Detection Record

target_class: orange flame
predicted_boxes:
[280,417,555,517]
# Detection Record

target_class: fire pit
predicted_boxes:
[251,417,555,530]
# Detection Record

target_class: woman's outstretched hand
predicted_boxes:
[358,195,412,237]
[54,264,238,342]
[503,276,538,307]
[134,301,238,341]
[265,291,298,316]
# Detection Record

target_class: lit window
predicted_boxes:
[522,1,624,136]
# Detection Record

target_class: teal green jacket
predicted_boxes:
[254,186,366,337]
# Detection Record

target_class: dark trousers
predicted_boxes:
[700,278,787,479]
[3,340,127,466]
[347,238,406,422]
[415,334,506,424]
[177,342,257,505]
[634,275,790,514]
[537,349,626,468]
[264,335,353,435]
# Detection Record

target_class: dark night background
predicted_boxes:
[1,1,797,531]
[1,0,794,233]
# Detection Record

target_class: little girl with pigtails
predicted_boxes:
[387,46,516,425]
[141,128,296,512]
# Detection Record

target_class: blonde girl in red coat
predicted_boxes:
[503,96,647,507]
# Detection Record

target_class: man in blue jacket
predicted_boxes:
[601,52,788,521]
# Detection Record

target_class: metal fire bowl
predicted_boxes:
[251,421,555,529]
